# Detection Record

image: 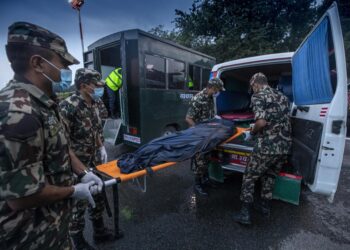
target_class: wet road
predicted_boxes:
[86,141,350,250]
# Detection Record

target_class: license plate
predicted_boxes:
[226,150,250,166]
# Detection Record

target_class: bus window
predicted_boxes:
[189,64,201,90]
[145,54,166,88]
[168,59,185,89]
[202,68,211,88]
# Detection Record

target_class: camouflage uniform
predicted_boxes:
[186,88,215,177]
[59,70,106,237]
[0,80,75,250]
[0,22,79,250]
[95,98,108,165]
[240,85,292,203]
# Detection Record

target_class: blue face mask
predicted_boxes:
[92,87,104,100]
[41,57,72,93]
[213,92,220,98]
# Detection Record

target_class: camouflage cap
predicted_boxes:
[7,21,79,65]
[75,68,104,86]
[208,78,225,91]
[250,72,268,85]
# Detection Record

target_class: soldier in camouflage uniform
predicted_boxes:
[233,72,292,225]
[59,68,115,249]
[185,78,225,196]
[95,98,109,165]
[0,22,103,250]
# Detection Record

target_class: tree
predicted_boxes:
[150,0,317,63]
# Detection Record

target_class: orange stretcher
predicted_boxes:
[95,127,248,239]
[96,127,248,182]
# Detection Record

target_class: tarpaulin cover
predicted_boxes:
[118,119,235,173]
[292,17,333,105]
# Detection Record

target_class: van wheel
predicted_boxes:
[163,126,177,136]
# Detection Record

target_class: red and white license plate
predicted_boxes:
[227,150,250,166]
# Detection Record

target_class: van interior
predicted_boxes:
[217,63,292,122]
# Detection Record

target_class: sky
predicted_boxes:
[0,0,193,88]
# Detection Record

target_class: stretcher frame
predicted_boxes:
[96,127,248,239]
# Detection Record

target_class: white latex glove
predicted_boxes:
[214,115,222,120]
[243,131,252,141]
[71,181,96,208]
[99,146,108,163]
[81,171,103,193]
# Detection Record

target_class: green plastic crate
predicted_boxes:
[272,173,302,205]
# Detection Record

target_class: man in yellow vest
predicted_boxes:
[187,75,194,90]
[105,67,122,118]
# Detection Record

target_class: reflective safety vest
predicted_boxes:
[106,67,122,91]
[187,76,194,89]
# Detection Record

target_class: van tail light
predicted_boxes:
[129,127,138,135]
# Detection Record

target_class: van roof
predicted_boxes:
[87,29,216,60]
[212,52,294,72]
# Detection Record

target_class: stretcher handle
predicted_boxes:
[104,179,117,187]
[220,127,250,145]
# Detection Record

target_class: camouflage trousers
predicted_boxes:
[192,153,209,178]
[69,192,105,236]
[240,152,287,203]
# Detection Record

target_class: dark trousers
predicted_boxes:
[107,87,119,118]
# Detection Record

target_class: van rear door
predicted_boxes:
[291,2,347,202]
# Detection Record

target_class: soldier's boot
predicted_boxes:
[92,218,115,244]
[194,176,208,196]
[254,199,270,218]
[71,232,96,250]
[202,174,218,189]
[233,202,252,225]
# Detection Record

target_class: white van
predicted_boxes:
[211,2,348,202]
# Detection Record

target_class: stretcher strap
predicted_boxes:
[220,127,249,145]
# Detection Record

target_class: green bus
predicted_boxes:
[84,29,215,147]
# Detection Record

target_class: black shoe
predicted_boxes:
[254,199,270,218]
[194,184,209,196]
[194,176,208,196]
[92,218,115,244]
[202,177,219,189]
[114,229,124,240]
[71,233,96,250]
[233,202,252,225]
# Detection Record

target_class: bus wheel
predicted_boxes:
[163,126,177,136]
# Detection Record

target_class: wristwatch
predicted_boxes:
[77,169,90,180]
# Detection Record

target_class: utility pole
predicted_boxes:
[69,0,85,62]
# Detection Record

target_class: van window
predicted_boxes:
[189,65,201,90]
[292,17,333,105]
[168,59,185,89]
[202,68,211,88]
[145,54,166,88]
